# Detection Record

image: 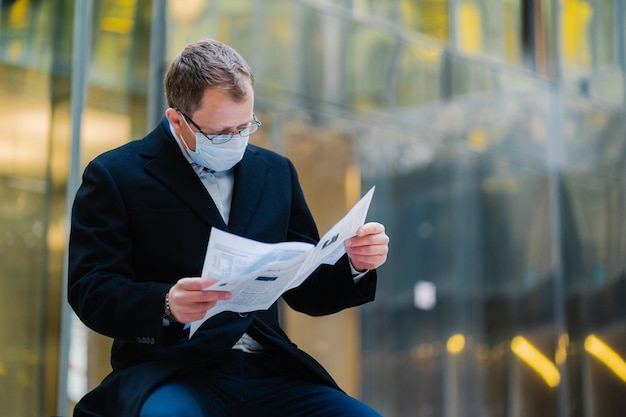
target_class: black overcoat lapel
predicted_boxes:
[139,121,228,230]
[229,147,269,236]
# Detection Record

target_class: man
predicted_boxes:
[68,39,389,417]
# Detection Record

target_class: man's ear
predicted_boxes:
[164,108,183,128]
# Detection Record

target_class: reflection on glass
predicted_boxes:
[0,0,72,416]
[511,336,561,387]
[0,0,624,415]
[585,334,626,383]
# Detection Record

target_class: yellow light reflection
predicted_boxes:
[467,127,487,152]
[585,334,626,382]
[447,334,465,355]
[511,336,561,387]
[100,17,134,34]
[9,0,29,30]
[458,3,483,54]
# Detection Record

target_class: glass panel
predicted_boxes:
[561,91,626,416]
[394,41,444,106]
[400,0,449,42]
[560,0,594,76]
[67,0,152,414]
[576,1,625,105]
[355,0,401,22]
[456,0,525,65]
[358,75,559,415]
[0,0,73,416]
[345,25,398,108]
[278,104,364,396]
[457,0,486,55]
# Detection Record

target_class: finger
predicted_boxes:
[198,290,232,303]
[185,300,220,313]
[169,282,229,312]
[349,252,388,271]
[356,222,385,237]
[176,301,218,323]
[346,243,388,259]
[169,292,230,323]
[175,277,218,291]
[178,291,230,318]
[346,236,389,271]
[173,288,231,305]
[345,230,389,250]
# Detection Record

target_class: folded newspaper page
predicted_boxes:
[188,186,375,337]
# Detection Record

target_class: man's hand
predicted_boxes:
[167,277,232,323]
[344,222,389,272]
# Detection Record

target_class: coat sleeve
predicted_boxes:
[282,255,377,316]
[68,160,184,345]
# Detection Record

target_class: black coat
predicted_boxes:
[68,118,377,417]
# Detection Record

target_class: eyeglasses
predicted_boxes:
[178,110,261,144]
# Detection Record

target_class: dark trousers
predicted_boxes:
[139,348,381,417]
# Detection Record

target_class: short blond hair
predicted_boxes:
[164,39,255,114]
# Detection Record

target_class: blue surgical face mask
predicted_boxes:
[180,119,248,172]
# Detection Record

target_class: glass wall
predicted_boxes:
[0,0,73,416]
[0,0,151,415]
[65,0,153,412]
[0,0,624,416]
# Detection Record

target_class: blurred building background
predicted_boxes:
[1,0,625,416]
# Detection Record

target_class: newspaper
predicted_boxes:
[188,186,375,337]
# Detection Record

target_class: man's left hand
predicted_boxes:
[344,222,389,272]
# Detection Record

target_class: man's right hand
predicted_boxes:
[167,277,232,323]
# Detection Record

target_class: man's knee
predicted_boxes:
[139,383,208,417]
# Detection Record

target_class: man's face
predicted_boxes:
[168,82,255,151]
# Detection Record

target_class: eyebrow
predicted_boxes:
[198,119,253,134]
[179,109,253,135]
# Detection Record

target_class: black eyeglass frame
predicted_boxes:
[178,110,261,144]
